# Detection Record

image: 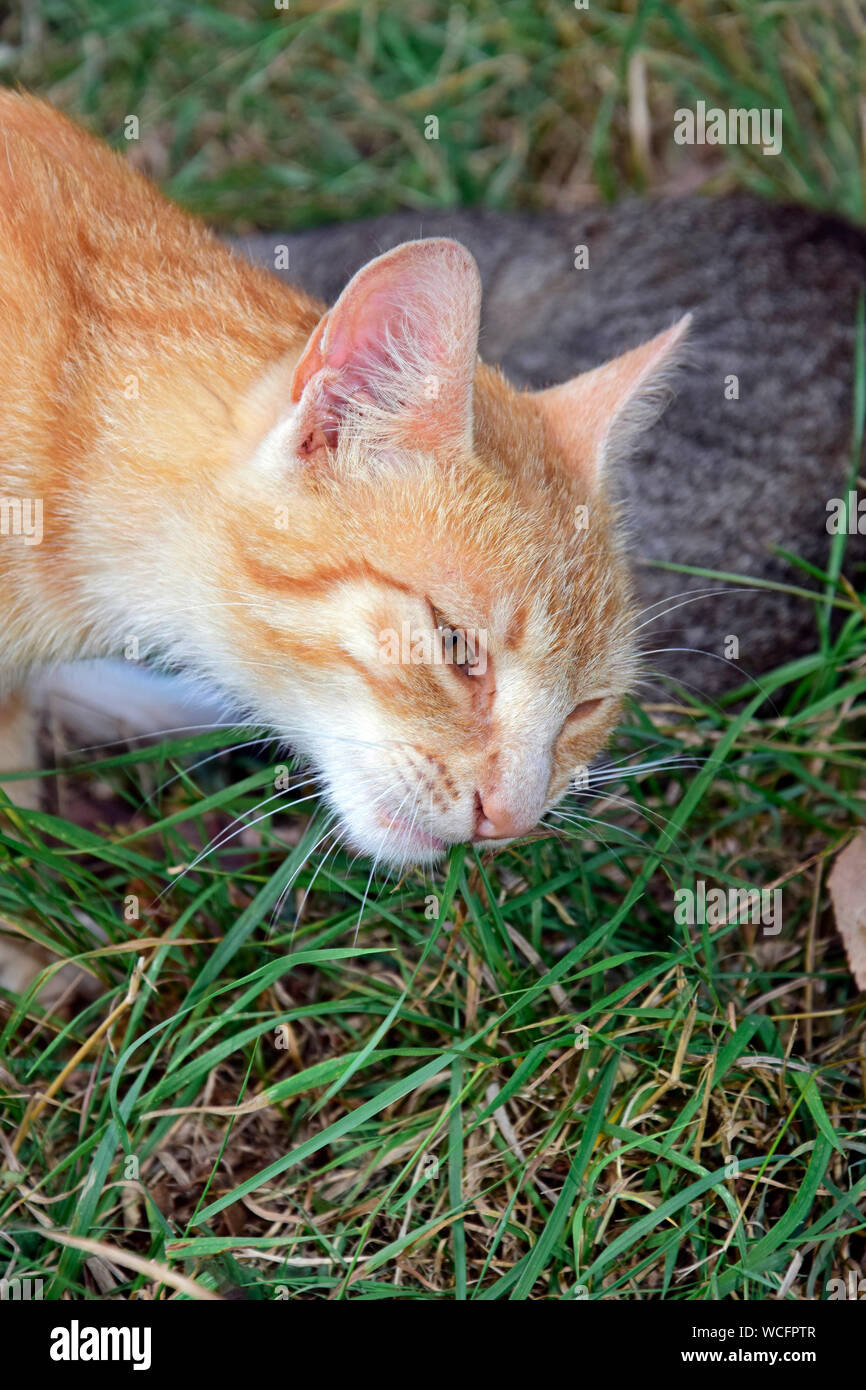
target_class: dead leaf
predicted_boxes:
[828,831,866,989]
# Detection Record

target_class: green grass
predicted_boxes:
[1,548,864,1298]
[1,0,865,1301]
[2,0,865,229]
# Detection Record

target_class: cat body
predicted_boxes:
[0,93,685,864]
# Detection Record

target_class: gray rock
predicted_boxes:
[232,197,866,694]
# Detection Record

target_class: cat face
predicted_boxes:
[213,240,688,866]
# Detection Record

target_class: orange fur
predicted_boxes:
[0,92,688,864]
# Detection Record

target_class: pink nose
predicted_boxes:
[474,791,532,840]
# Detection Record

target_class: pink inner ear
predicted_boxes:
[326,286,402,372]
[290,312,329,403]
[288,238,482,456]
[534,314,691,484]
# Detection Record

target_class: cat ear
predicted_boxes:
[534,315,691,487]
[287,238,481,461]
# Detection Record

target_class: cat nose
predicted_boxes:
[474,791,532,840]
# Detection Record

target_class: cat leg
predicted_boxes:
[0,686,39,811]
[0,687,106,1009]
[1,663,231,1010]
[0,685,56,1004]
[0,664,232,1010]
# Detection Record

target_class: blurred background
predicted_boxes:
[1,0,863,233]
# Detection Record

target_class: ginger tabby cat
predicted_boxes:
[0,92,688,867]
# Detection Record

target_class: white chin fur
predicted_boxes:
[330,805,450,869]
[29,663,458,869]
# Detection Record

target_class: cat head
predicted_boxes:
[215,239,689,865]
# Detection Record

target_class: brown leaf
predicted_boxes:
[828,831,866,989]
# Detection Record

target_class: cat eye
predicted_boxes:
[430,604,478,677]
[438,621,477,676]
[567,696,606,722]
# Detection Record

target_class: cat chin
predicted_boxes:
[335,811,528,868]
[337,815,450,869]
